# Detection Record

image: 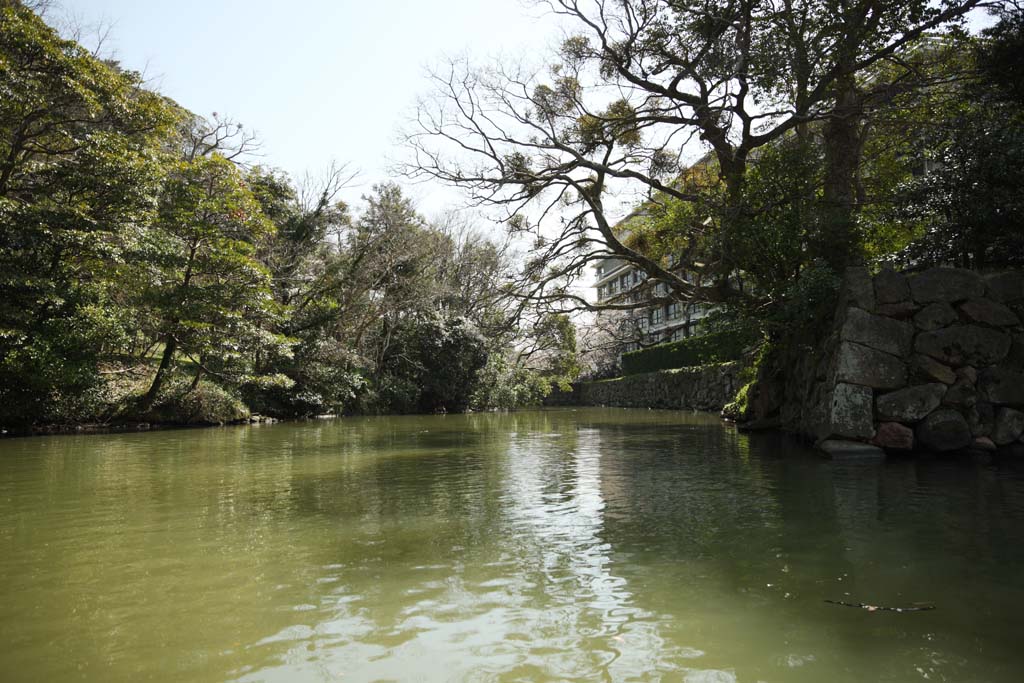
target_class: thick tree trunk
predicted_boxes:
[818,74,864,270]
[716,152,748,284]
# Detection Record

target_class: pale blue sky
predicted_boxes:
[54,0,996,220]
[58,0,564,212]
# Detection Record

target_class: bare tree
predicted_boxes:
[403,0,986,317]
[181,113,263,164]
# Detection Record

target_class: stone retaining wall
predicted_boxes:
[546,362,742,412]
[793,267,1024,456]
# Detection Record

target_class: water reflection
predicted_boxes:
[1,410,1024,682]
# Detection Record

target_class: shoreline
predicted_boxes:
[0,414,287,440]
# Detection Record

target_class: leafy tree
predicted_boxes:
[0,1,176,425]
[241,164,368,416]
[136,154,288,410]
[378,314,489,413]
[887,5,1024,268]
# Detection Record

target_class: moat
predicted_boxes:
[2,409,1024,682]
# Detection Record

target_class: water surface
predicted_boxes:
[2,409,1024,682]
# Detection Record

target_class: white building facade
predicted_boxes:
[593,256,709,354]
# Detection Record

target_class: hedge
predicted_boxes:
[621,328,757,375]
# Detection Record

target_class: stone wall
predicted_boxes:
[785,267,1024,456]
[546,362,742,412]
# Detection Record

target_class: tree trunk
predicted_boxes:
[189,363,203,392]
[716,152,748,282]
[140,239,198,412]
[140,336,176,412]
[818,73,864,270]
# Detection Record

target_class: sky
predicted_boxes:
[56,0,567,216]
[51,0,998,286]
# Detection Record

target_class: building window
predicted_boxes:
[650,307,663,325]
[667,302,681,320]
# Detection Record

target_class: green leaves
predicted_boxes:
[0,3,177,426]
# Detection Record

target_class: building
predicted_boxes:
[593,255,709,354]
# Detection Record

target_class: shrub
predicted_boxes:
[621,327,758,375]
[142,374,250,424]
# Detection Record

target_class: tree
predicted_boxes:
[379,314,490,413]
[888,6,1024,270]
[0,1,177,425]
[405,0,983,318]
[241,163,369,416]
[136,154,288,410]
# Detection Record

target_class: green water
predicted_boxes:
[2,409,1024,682]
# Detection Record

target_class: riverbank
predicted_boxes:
[545,362,742,413]
[551,267,1024,459]
[1,414,285,439]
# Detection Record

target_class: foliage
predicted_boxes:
[768,262,842,334]
[727,140,822,294]
[470,355,554,410]
[721,343,773,421]
[884,8,1024,269]
[377,315,489,414]
[0,2,176,427]
[0,5,563,429]
[407,0,981,322]
[143,372,250,425]
[620,328,759,376]
[471,313,582,409]
[134,153,290,408]
[9,1,1015,428]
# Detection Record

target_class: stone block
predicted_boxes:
[1007,335,1024,369]
[915,325,1011,367]
[841,267,875,311]
[827,382,875,440]
[973,436,997,452]
[942,379,977,409]
[876,383,947,422]
[910,354,956,384]
[835,342,907,390]
[959,298,1021,327]
[877,301,918,319]
[909,267,984,303]
[978,366,1024,405]
[968,401,995,437]
[872,422,915,450]
[993,407,1024,445]
[840,307,913,357]
[955,366,977,384]
[913,302,958,331]
[985,271,1024,304]
[916,408,972,452]
[874,267,910,304]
